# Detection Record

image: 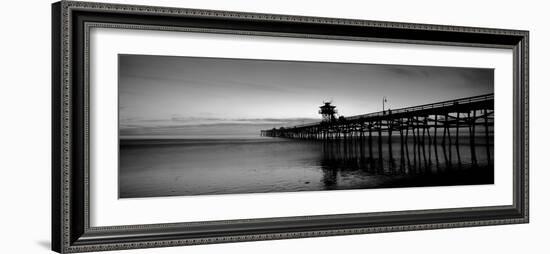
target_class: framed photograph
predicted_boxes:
[52,1,529,253]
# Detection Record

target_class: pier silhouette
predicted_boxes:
[261,94,494,171]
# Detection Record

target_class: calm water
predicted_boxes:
[119,136,493,198]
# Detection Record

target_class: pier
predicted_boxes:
[261,94,494,169]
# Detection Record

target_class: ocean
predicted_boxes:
[119,136,493,198]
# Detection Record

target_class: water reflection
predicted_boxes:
[119,136,494,198]
[317,136,493,190]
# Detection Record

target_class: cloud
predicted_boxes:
[120,117,319,130]
[119,117,320,138]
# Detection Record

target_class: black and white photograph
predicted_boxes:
[41,1,535,253]
[0,0,542,252]
[118,54,494,198]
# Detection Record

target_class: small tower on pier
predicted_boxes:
[319,102,337,123]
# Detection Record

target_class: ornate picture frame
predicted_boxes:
[52,1,528,253]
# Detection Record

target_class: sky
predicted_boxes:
[118,54,493,138]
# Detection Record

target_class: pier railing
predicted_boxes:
[286,93,493,130]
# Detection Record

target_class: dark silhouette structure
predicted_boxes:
[261,93,494,168]
[319,102,337,123]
